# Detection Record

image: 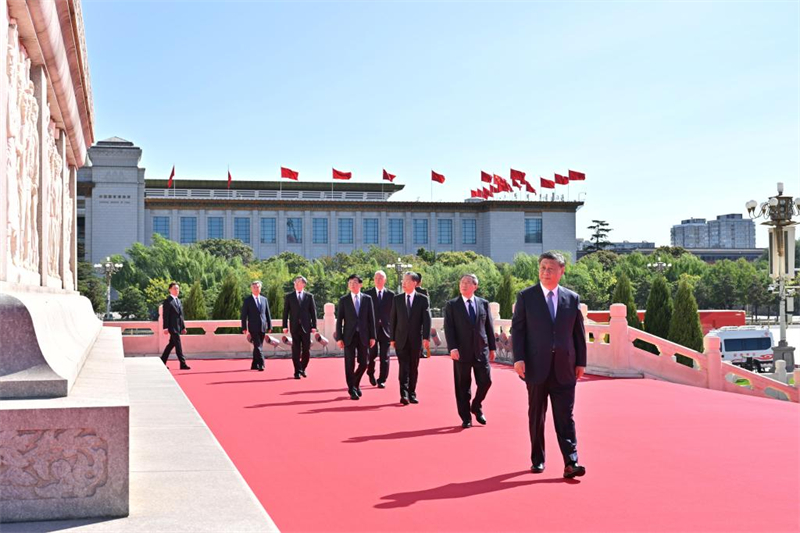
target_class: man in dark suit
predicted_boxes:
[390,271,431,405]
[415,275,430,358]
[511,251,587,479]
[336,274,377,400]
[241,280,272,372]
[444,274,496,428]
[161,282,191,370]
[365,270,395,388]
[283,275,317,379]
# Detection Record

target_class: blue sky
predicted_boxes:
[82,1,799,246]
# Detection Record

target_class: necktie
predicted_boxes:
[256,296,261,313]
[547,291,556,322]
[467,299,476,324]
[378,290,382,303]
[406,294,412,316]
[298,292,302,303]
[354,294,360,316]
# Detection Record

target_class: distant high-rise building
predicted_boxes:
[671,214,755,249]
[671,218,709,248]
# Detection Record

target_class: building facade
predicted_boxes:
[78,138,582,264]
[671,214,756,249]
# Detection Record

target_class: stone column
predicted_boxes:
[31,65,49,288]
[609,303,630,371]
[0,9,9,283]
[704,335,722,391]
[57,129,68,289]
[69,167,77,290]
[323,302,336,342]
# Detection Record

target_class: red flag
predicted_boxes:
[493,174,512,192]
[511,176,523,189]
[383,169,396,182]
[540,177,555,189]
[510,168,526,183]
[166,165,175,188]
[491,184,501,194]
[554,173,569,185]
[470,189,479,198]
[227,169,232,189]
[333,168,352,180]
[568,170,586,181]
[431,170,445,183]
[483,186,493,198]
[480,171,492,183]
[525,182,536,194]
[281,167,299,180]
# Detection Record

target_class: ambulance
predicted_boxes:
[709,326,774,373]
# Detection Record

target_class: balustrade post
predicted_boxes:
[609,304,629,370]
[323,302,336,341]
[704,334,722,391]
[489,302,501,330]
[157,304,167,353]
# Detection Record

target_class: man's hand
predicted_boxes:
[242,329,247,335]
[337,340,345,350]
[489,350,496,362]
[390,341,395,349]
[163,329,169,336]
[422,339,430,351]
[576,366,586,380]
[450,349,459,361]
[181,329,187,335]
[311,328,317,334]
[283,328,288,334]
[370,339,376,348]
[514,360,526,379]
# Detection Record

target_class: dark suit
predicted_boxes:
[416,287,429,358]
[511,283,587,466]
[443,296,496,424]
[241,294,272,370]
[390,292,431,400]
[365,287,394,384]
[336,292,376,392]
[161,295,187,365]
[282,291,317,374]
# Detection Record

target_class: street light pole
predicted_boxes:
[747,182,800,369]
[94,256,124,320]
[386,258,412,293]
[647,257,672,274]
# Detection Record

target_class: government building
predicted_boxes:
[77,138,582,264]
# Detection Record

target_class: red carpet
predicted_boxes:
[171,357,800,533]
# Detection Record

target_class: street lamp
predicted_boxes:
[746,182,800,369]
[94,256,124,320]
[647,257,672,274]
[386,258,412,293]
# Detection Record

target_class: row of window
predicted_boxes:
[154,216,542,245]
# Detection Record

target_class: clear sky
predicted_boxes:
[82,0,799,247]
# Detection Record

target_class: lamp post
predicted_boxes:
[647,257,672,274]
[747,182,800,369]
[94,256,124,320]
[386,258,412,293]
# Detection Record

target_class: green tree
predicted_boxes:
[183,280,208,320]
[416,247,436,264]
[144,277,173,317]
[585,220,612,253]
[496,267,514,319]
[212,274,244,320]
[111,286,148,320]
[195,238,255,265]
[644,275,673,339]
[77,262,105,314]
[611,272,641,329]
[264,252,310,275]
[668,277,704,366]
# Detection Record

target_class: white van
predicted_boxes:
[709,326,774,373]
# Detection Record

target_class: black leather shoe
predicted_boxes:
[531,463,545,473]
[563,463,586,478]
[461,420,472,428]
[257,366,264,372]
[471,407,487,425]
[355,388,363,398]
[377,381,386,389]
[180,364,191,370]
[409,394,418,404]
[294,372,301,379]
[368,374,377,386]
[349,389,360,400]
[400,397,409,405]
[300,369,307,377]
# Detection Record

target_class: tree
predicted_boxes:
[263,252,310,275]
[184,280,208,320]
[668,277,704,367]
[496,267,514,319]
[111,286,148,320]
[644,274,673,339]
[77,262,105,314]
[195,238,255,265]
[611,272,641,329]
[585,220,612,253]
[212,274,243,320]
[143,277,172,318]
[416,247,436,264]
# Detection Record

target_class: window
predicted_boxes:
[437,219,453,245]
[413,219,428,245]
[207,217,224,239]
[724,338,771,352]
[234,217,250,243]
[388,219,404,244]
[287,217,303,244]
[462,219,477,244]
[338,218,354,244]
[313,218,328,244]
[525,218,542,244]
[260,218,276,244]
[180,217,197,244]
[153,216,170,239]
[363,218,379,245]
